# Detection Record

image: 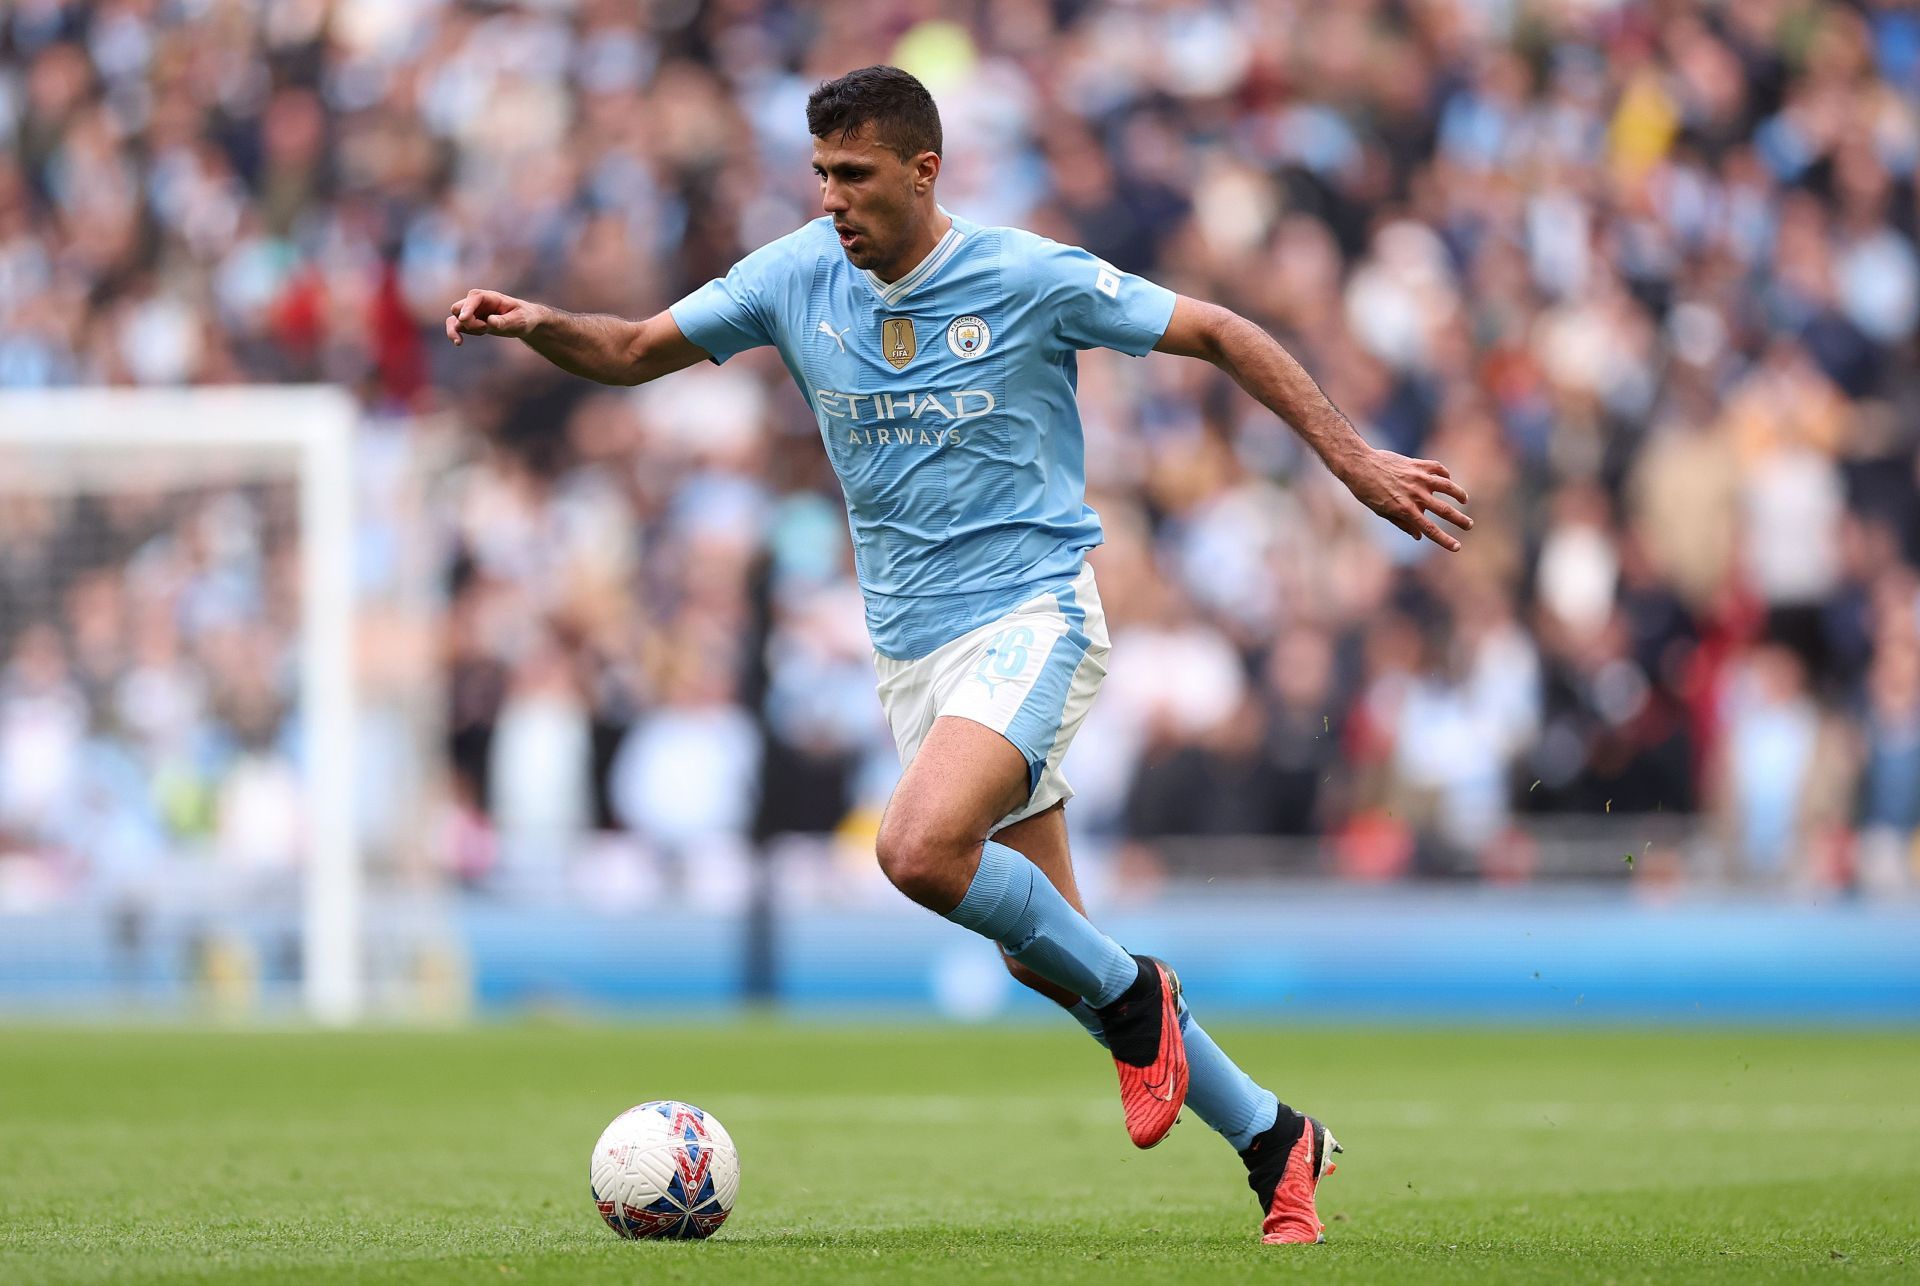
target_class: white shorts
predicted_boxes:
[874,563,1111,833]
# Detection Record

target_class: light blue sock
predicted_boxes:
[947,840,1137,1008]
[1069,1000,1279,1151]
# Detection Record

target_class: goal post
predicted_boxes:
[0,387,361,1023]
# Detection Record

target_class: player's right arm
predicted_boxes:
[450,229,800,380]
[444,290,709,386]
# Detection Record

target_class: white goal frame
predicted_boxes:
[0,387,361,1024]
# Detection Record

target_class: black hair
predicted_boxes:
[805,65,943,159]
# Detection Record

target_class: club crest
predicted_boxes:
[882,317,917,370]
[947,314,991,359]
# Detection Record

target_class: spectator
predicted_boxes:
[1,1,1917,899]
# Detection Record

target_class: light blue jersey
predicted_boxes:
[669,212,1176,659]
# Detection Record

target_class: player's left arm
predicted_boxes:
[1154,296,1472,551]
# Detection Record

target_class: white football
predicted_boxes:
[589,1100,740,1240]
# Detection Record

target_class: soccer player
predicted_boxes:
[448,65,1470,1244]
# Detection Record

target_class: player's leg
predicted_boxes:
[873,714,1138,1008]
[993,802,1340,1243]
[872,714,1189,1148]
[993,803,1279,1149]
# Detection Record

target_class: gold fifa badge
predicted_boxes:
[881,317,917,370]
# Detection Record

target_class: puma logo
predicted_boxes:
[816,320,851,354]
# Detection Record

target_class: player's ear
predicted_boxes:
[913,150,940,193]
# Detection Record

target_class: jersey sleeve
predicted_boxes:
[1019,236,1177,356]
[667,237,794,365]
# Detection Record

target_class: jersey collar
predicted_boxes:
[861,214,965,308]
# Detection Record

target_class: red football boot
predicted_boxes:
[1095,955,1190,1149]
[1240,1110,1341,1244]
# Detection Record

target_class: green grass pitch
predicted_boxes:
[2,1023,1916,1283]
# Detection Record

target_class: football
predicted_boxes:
[589,1101,740,1240]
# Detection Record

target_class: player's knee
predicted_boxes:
[873,813,969,910]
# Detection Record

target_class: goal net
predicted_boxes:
[0,388,361,1022]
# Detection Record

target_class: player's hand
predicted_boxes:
[1339,448,1472,552]
[445,289,543,346]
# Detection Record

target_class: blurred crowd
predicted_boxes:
[3,0,1920,905]
[0,470,306,905]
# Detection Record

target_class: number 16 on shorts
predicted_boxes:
[970,625,1037,698]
